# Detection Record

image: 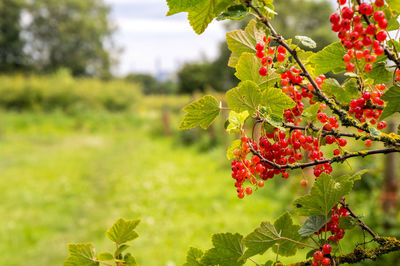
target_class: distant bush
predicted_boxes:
[0,70,141,112]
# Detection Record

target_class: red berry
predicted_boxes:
[313,250,324,261]
[300,179,308,187]
[376,31,387,42]
[373,11,385,22]
[258,180,264,187]
[338,138,347,147]
[277,45,286,54]
[242,136,249,143]
[323,244,332,254]
[377,121,387,129]
[238,192,244,199]
[330,13,340,24]
[321,257,331,266]
[311,261,319,266]
[365,139,373,147]
[256,43,264,51]
[346,63,355,72]
[259,66,268,76]
[282,172,289,179]
[375,0,385,7]
[245,187,252,195]
[364,63,373,72]
[378,19,388,29]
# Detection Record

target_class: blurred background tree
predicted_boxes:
[0,0,26,72]
[0,0,116,77]
[25,0,116,78]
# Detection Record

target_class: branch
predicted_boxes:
[339,200,377,239]
[244,1,400,146]
[355,0,400,69]
[249,144,399,170]
[295,237,400,265]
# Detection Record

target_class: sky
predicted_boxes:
[105,0,338,77]
[104,0,226,77]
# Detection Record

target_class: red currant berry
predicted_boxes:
[256,43,264,51]
[277,53,285,62]
[376,31,387,42]
[277,45,286,54]
[321,257,331,266]
[375,0,385,7]
[377,121,387,129]
[346,63,355,72]
[364,63,373,72]
[258,180,264,187]
[323,244,332,254]
[365,139,373,147]
[338,138,347,147]
[259,66,268,76]
[330,13,340,24]
[313,251,324,261]
[238,192,244,199]
[245,187,253,195]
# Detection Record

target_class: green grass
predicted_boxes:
[0,111,300,266]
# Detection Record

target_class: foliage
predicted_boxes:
[0,0,25,71]
[0,0,115,77]
[0,70,141,112]
[64,218,140,265]
[170,0,400,265]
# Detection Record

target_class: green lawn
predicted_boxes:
[0,111,301,266]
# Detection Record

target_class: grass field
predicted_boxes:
[0,111,305,266]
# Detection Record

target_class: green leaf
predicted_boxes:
[295,36,316,49]
[106,218,140,245]
[321,78,359,103]
[235,53,279,86]
[226,80,262,115]
[260,112,284,130]
[339,216,357,230]
[63,243,98,266]
[364,61,392,84]
[309,42,346,75]
[242,212,307,259]
[229,109,249,127]
[387,0,400,12]
[227,110,249,133]
[302,104,320,120]
[380,86,400,119]
[261,86,296,116]
[298,215,326,237]
[217,5,248,21]
[166,0,201,15]
[118,244,130,254]
[188,0,232,34]
[294,173,353,217]
[201,233,245,266]
[183,247,204,266]
[227,139,241,160]
[227,19,265,67]
[97,252,113,261]
[179,95,221,130]
[336,169,367,184]
[123,253,138,266]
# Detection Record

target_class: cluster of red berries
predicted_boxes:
[312,244,332,266]
[330,0,388,73]
[256,37,288,77]
[349,88,385,124]
[231,136,266,199]
[395,69,400,82]
[231,131,338,198]
[316,204,349,242]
